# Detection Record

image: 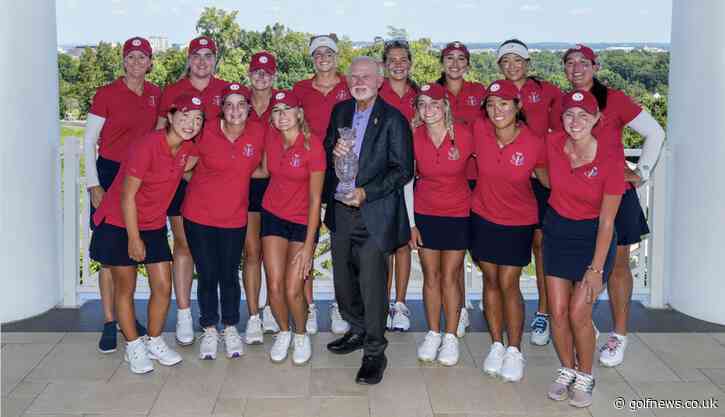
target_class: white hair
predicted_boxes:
[348,55,384,76]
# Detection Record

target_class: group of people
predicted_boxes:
[85,33,665,408]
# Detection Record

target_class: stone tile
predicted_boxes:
[2,396,34,417]
[630,381,725,417]
[310,343,363,368]
[712,334,725,346]
[220,360,310,399]
[2,343,57,395]
[423,367,525,415]
[637,333,725,382]
[212,398,246,416]
[149,368,226,417]
[242,397,369,417]
[589,381,655,417]
[1,332,65,344]
[24,415,84,417]
[316,397,369,417]
[309,368,370,397]
[701,368,725,386]
[368,368,432,417]
[26,380,161,414]
[610,334,680,384]
[510,365,595,416]
[25,340,122,382]
[8,381,49,398]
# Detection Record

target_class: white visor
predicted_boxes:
[309,36,339,56]
[497,42,530,61]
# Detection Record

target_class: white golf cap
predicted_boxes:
[496,41,530,61]
[309,35,338,56]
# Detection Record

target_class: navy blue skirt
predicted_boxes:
[90,222,172,266]
[531,177,551,229]
[89,156,120,231]
[166,179,188,217]
[415,213,470,251]
[471,212,535,267]
[614,187,650,246]
[248,178,270,213]
[260,209,318,243]
[542,208,616,283]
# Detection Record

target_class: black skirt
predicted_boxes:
[90,222,172,266]
[248,178,270,213]
[531,177,551,229]
[614,187,650,245]
[415,213,470,251]
[166,179,188,217]
[542,208,616,283]
[89,156,120,231]
[260,209,318,243]
[470,212,535,267]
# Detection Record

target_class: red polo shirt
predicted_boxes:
[446,80,487,126]
[379,79,416,122]
[413,124,473,217]
[518,78,562,137]
[181,120,265,228]
[159,76,229,121]
[293,76,351,137]
[472,120,546,226]
[247,89,278,132]
[89,78,161,162]
[547,131,626,220]
[92,131,198,230]
[262,130,326,225]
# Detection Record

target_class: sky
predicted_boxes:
[56,0,672,46]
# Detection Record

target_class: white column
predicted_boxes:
[0,0,62,323]
[666,0,725,325]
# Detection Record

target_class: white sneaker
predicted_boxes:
[530,313,550,346]
[391,301,411,332]
[437,333,460,366]
[417,331,442,362]
[386,309,393,330]
[223,326,244,359]
[199,327,219,360]
[593,321,600,342]
[124,337,153,374]
[175,308,194,346]
[569,371,595,408]
[146,335,182,366]
[548,367,577,401]
[292,333,312,365]
[479,300,485,312]
[500,346,525,382]
[270,331,292,363]
[483,341,506,376]
[330,303,350,335]
[245,314,264,345]
[306,304,319,335]
[262,305,280,334]
[599,333,627,367]
[456,307,470,338]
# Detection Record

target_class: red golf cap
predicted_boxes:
[250,51,277,75]
[123,37,152,58]
[561,89,599,115]
[188,36,217,56]
[270,90,301,108]
[417,83,447,100]
[221,83,251,102]
[172,93,204,113]
[563,43,597,63]
[441,41,470,60]
[486,80,520,100]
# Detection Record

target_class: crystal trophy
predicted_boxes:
[334,127,358,201]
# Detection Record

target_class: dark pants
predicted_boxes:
[184,218,246,328]
[331,202,389,357]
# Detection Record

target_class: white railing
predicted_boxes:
[59,136,668,308]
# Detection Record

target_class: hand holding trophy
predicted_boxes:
[334,127,359,203]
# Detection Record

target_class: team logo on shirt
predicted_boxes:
[585,166,599,178]
[528,91,541,104]
[510,152,525,166]
[148,95,157,107]
[213,95,221,106]
[243,143,255,157]
[336,89,349,101]
[466,96,479,106]
[448,146,460,161]
[290,153,303,168]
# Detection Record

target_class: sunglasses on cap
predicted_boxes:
[384,37,409,48]
[309,33,338,45]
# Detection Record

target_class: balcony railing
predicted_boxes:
[59,136,669,308]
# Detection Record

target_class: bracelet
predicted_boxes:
[586,265,604,275]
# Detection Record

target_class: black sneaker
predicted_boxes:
[98,321,118,354]
[135,320,148,337]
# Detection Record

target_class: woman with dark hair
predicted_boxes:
[261,90,325,365]
[378,38,417,332]
[545,90,624,407]
[182,83,265,360]
[89,93,203,374]
[293,34,351,335]
[155,36,230,347]
[552,44,665,368]
[436,41,487,338]
[472,80,548,382]
[84,37,159,353]
[496,38,562,347]
[408,83,473,366]
[243,51,281,343]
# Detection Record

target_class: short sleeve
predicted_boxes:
[611,90,642,126]
[125,140,154,180]
[457,125,474,160]
[158,86,176,117]
[534,138,547,169]
[89,87,110,118]
[472,118,490,157]
[603,155,626,196]
[308,137,327,172]
[548,95,564,132]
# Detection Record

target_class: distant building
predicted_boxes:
[149,36,170,53]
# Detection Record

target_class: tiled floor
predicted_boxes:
[3,331,725,417]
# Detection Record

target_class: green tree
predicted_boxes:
[75,48,105,116]
[196,7,242,63]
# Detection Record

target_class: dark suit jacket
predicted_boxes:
[322,97,414,253]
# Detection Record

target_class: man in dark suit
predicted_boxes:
[323,56,414,384]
